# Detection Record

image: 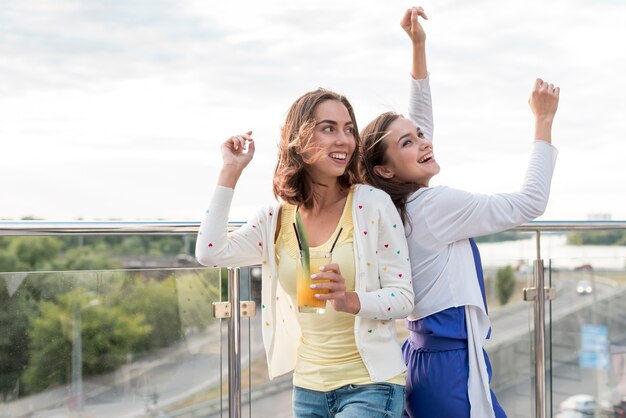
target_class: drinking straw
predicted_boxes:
[329,227,343,253]
[292,223,303,251]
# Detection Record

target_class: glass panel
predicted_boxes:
[548,251,626,417]
[478,232,536,417]
[239,265,293,418]
[0,267,222,418]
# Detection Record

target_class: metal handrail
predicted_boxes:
[1,220,625,236]
[228,268,242,418]
[0,221,241,235]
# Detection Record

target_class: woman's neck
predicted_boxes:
[303,181,348,216]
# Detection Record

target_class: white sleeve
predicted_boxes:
[195,186,266,267]
[413,141,558,244]
[408,75,433,141]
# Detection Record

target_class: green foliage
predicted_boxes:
[0,233,211,399]
[152,237,184,256]
[221,268,228,302]
[496,265,516,305]
[0,237,62,273]
[110,236,189,257]
[567,230,626,246]
[0,251,26,273]
[116,276,182,352]
[10,237,62,269]
[59,247,122,271]
[475,231,527,243]
[0,235,195,274]
[0,279,37,400]
[22,289,150,393]
[175,271,220,331]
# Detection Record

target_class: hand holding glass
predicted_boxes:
[297,250,331,313]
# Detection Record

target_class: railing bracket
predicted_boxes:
[522,287,556,301]
[212,301,256,319]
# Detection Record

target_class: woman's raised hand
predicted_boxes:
[217,131,255,188]
[529,79,560,143]
[221,131,255,170]
[529,79,560,121]
[401,6,428,45]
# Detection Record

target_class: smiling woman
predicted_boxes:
[359,9,561,416]
[195,81,415,416]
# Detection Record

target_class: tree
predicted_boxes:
[0,251,26,273]
[59,247,122,271]
[475,231,526,243]
[9,237,62,271]
[0,237,64,273]
[496,265,515,305]
[22,289,150,393]
[567,230,626,246]
[118,276,182,352]
[0,279,36,400]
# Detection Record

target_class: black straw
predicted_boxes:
[329,227,343,253]
[292,223,303,251]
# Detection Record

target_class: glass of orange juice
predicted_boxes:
[296,250,330,313]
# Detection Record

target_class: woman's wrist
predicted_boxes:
[343,292,361,315]
[217,165,243,188]
[411,43,427,80]
[534,118,554,143]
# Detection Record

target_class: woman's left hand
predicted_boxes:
[400,6,428,45]
[311,264,361,314]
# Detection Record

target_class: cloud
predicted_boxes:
[1,0,625,220]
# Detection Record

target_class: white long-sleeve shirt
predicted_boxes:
[405,76,558,418]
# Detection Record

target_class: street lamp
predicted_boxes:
[70,298,101,417]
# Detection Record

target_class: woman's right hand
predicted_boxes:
[221,131,255,171]
[400,6,428,45]
[217,132,255,188]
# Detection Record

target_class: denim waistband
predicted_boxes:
[408,331,468,351]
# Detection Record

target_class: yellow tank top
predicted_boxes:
[276,189,404,390]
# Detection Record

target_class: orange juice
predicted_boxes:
[296,250,330,313]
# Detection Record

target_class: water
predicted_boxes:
[476,233,626,270]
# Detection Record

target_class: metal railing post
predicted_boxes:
[533,231,546,418]
[228,267,241,418]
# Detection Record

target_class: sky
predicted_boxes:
[1,0,625,222]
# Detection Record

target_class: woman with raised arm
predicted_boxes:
[359,9,560,418]
[195,60,416,418]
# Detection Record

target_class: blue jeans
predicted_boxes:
[293,383,405,418]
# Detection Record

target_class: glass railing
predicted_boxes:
[1,221,625,418]
[479,237,537,418]
[547,256,626,418]
[0,266,225,418]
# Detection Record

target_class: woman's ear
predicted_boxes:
[373,165,394,179]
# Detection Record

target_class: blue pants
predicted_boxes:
[293,383,405,418]
[402,337,507,418]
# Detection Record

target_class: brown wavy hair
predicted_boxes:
[273,88,361,208]
[359,112,421,226]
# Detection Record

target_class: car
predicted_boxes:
[558,394,612,416]
[574,263,593,271]
[576,280,593,295]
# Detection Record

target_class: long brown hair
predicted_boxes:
[273,88,361,208]
[359,112,421,226]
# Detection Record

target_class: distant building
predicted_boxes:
[587,213,612,221]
